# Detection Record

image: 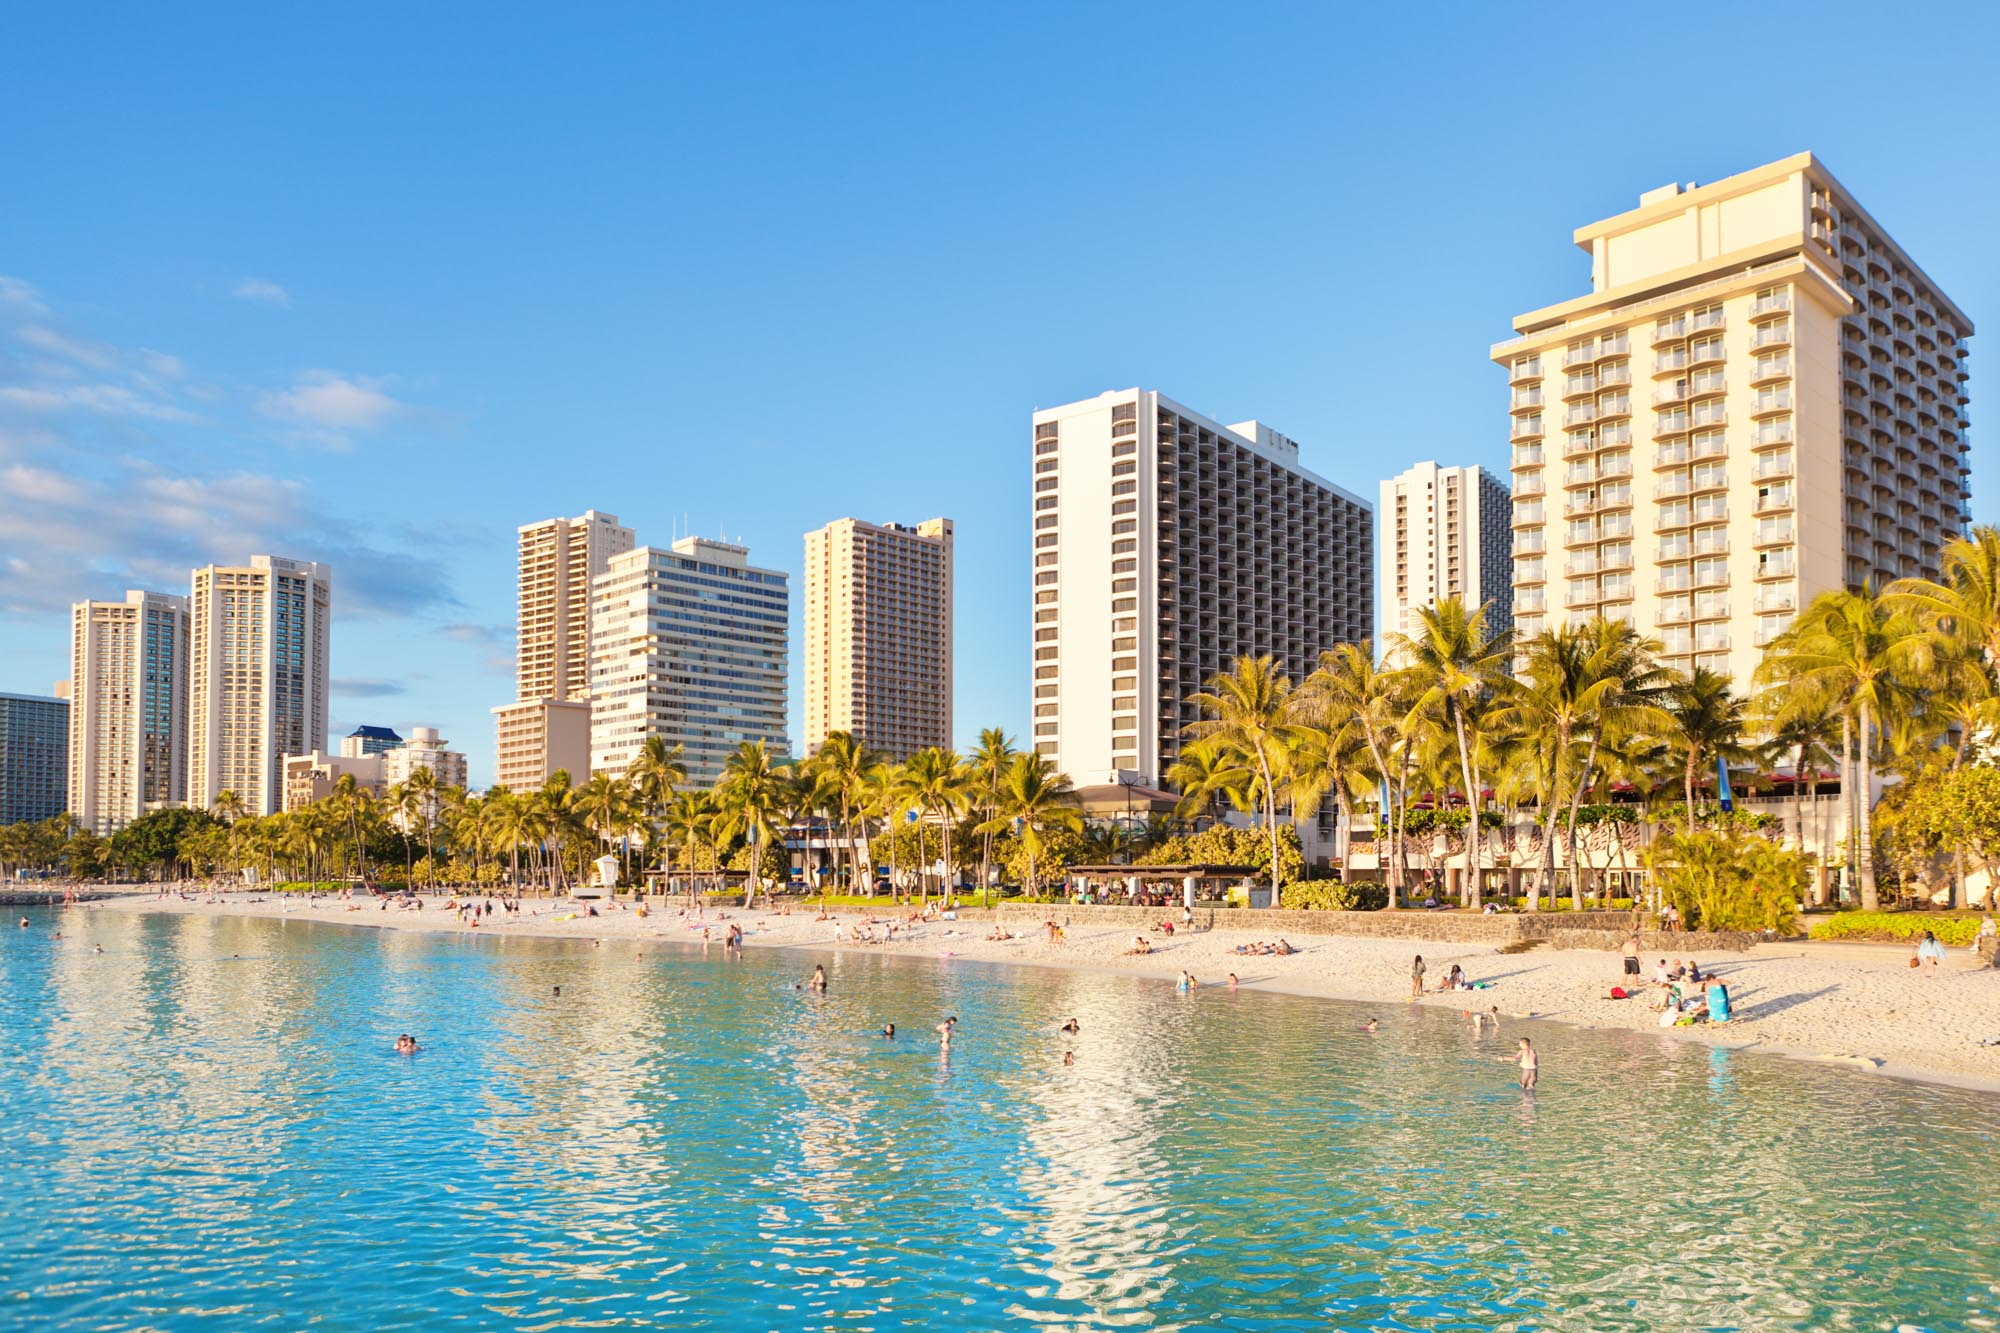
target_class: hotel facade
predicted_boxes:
[1379,462,1513,641]
[0,692,69,826]
[1496,153,1972,687]
[187,556,332,817]
[66,590,190,834]
[802,516,953,760]
[588,536,790,788]
[1030,389,1372,789]
[495,509,634,789]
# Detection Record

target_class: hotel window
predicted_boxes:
[1035,665,1058,680]
[1112,636,1136,651]
[1035,497,1058,511]
[1112,480,1136,496]
[1112,539,1137,554]
[1034,684,1057,698]
[1111,577,1137,593]
[1035,477,1059,492]
[1112,460,1136,476]
[1035,516,1058,530]
[1035,440,1058,456]
[1111,500,1137,515]
[1112,520,1137,534]
[1034,704,1057,717]
[1112,695,1136,711]
[1111,558,1137,573]
[1036,534,1057,548]
[1112,676,1136,691]
[1034,722,1057,736]
[1035,458,1058,474]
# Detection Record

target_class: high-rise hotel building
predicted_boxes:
[67,589,190,833]
[0,692,69,826]
[493,509,633,790]
[802,516,953,760]
[1379,463,1513,640]
[1496,153,1972,686]
[588,536,790,788]
[1030,389,1372,788]
[188,556,332,816]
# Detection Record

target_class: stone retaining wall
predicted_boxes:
[971,902,1759,953]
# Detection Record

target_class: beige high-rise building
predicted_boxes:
[188,556,332,817]
[500,510,633,790]
[1495,152,1972,688]
[1379,463,1513,641]
[66,590,190,834]
[515,510,634,703]
[802,516,952,760]
[491,698,591,791]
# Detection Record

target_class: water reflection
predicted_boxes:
[0,910,1995,1333]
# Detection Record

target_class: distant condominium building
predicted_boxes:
[1379,463,1513,641]
[339,725,403,758]
[0,692,69,825]
[1030,389,1372,788]
[1496,152,1972,688]
[516,510,634,704]
[66,590,189,834]
[589,536,790,788]
[281,750,383,813]
[499,509,634,793]
[802,516,953,760]
[491,698,591,791]
[188,556,332,817]
[381,726,469,791]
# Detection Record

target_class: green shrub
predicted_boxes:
[1644,830,1804,933]
[1280,880,1385,911]
[1808,912,1985,947]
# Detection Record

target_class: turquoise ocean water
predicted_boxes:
[3,908,1996,1331]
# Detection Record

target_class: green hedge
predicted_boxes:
[1280,881,1386,911]
[1808,912,1986,947]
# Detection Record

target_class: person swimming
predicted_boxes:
[809,964,828,992]
[1063,1051,1075,1066]
[881,1023,896,1039]
[1059,1018,1080,1034]
[394,1034,420,1055]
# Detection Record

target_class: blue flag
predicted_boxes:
[1716,756,1735,814]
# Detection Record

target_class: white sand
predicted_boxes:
[86,891,2000,1093]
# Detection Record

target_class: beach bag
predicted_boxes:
[1908,954,1920,969]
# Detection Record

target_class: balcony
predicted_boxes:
[1658,601,1692,625]
[1597,393,1633,418]
[1754,521,1795,547]
[1512,534,1545,555]
[1753,323,1793,350]
[1599,363,1633,388]
[1515,473,1545,497]
[1510,417,1545,441]
[1515,561,1547,585]
[1754,421,1795,447]
[1563,405,1599,428]
[1563,345,1596,369]
[1564,495,1600,517]
[1512,444,1544,468]
[1562,374,1596,399]
[1755,487,1796,515]
[1690,402,1727,428]
[1599,334,1631,357]
[1512,388,1545,411]
[1511,507,1544,529]
[1597,455,1633,479]
[1654,382,1691,407]
[1655,476,1691,499]
[1689,341,1726,367]
[1568,555,1600,577]
[1690,307,1726,333]
[1752,390,1793,417]
[1509,356,1543,384]
[1754,558,1797,581]
[1654,442,1691,468]
[1654,317,1689,344]
[1751,356,1792,385]
[1753,292,1792,316]
[1754,590,1797,615]
[1692,525,1730,553]
[1564,433,1599,460]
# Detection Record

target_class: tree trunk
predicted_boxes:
[1257,749,1281,907]
[1839,713,1855,906]
[1565,732,1602,912]
[1452,707,1479,909]
[1857,704,1878,912]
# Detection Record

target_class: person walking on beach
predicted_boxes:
[1621,933,1642,980]
[1410,954,1426,1000]
[1916,930,1945,976]
[1511,1037,1537,1090]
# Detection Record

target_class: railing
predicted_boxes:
[1491,257,1810,356]
[1755,422,1794,446]
[1753,292,1792,316]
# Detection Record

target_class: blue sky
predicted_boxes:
[3,3,1995,787]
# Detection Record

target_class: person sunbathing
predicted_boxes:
[1126,936,1152,955]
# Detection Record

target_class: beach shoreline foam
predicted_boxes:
[80,890,2000,1095]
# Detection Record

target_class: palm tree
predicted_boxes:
[407,764,441,889]
[1184,654,1302,907]
[967,728,1016,905]
[626,736,687,886]
[330,773,374,888]
[978,752,1082,900]
[386,781,416,884]
[715,741,785,908]
[576,773,633,888]
[1302,641,1408,905]
[1760,588,1919,910]
[663,790,720,905]
[1389,598,1513,907]
[1662,667,1753,835]
[1284,719,1369,875]
[902,746,969,903]
[1164,738,1251,829]
[1887,526,2000,669]
[211,789,247,825]
[1757,684,1840,880]
[813,731,880,899]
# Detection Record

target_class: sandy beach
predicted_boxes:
[83,890,2000,1093]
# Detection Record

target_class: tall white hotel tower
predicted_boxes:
[1379,463,1514,640]
[187,555,332,816]
[67,589,190,833]
[1497,153,1971,688]
[1030,389,1372,788]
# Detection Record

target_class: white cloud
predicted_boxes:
[231,278,292,307]
[258,370,406,437]
[0,277,46,312]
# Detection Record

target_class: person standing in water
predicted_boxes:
[937,1016,957,1048]
[1511,1037,1537,1090]
[809,964,827,992]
